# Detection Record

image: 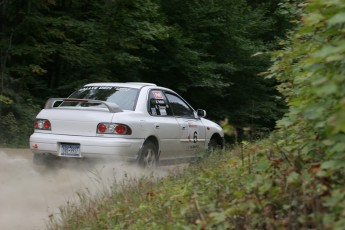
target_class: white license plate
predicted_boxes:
[60,143,81,157]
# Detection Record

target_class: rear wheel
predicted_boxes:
[138,141,158,169]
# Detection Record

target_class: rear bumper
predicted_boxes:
[30,133,144,160]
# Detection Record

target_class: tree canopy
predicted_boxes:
[0,0,295,146]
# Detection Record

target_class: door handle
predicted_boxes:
[154,123,160,129]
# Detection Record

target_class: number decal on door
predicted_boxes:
[193,131,198,143]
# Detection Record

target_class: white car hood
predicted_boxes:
[36,108,115,136]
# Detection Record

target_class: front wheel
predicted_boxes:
[208,138,222,152]
[138,141,159,169]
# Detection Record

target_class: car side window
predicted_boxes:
[148,90,172,116]
[165,93,194,118]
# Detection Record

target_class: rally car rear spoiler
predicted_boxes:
[44,98,123,113]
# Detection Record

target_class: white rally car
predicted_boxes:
[30,82,224,167]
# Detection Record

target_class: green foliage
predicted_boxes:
[47,150,246,229]
[159,0,289,129]
[264,0,345,227]
[0,113,20,145]
[48,137,342,229]
[35,1,345,229]
[0,99,40,147]
[1,0,170,146]
[0,0,291,147]
[0,95,12,104]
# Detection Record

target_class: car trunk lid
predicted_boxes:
[37,108,115,136]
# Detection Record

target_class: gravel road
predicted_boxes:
[0,148,177,230]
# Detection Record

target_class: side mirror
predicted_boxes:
[196,109,206,118]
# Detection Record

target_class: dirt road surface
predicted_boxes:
[0,148,180,230]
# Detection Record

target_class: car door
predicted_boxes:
[164,92,206,157]
[147,90,180,159]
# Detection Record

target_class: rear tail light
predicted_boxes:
[115,125,126,134]
[34,119,51,130]
[97,123,132,135]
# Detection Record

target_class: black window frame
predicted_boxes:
[164,91,195,118]
[147,89,173,116]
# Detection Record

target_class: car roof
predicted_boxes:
[84,82,157,89]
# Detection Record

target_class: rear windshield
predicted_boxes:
[61,86,139,110]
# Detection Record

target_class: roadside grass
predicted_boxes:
[47,145,254,229]
[47,139,338,229]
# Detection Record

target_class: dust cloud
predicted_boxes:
[0,149,174,230]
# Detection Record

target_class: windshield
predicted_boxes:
[61,86,139,110]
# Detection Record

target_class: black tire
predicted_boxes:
[208,138,221,152]
[138,141,159,169]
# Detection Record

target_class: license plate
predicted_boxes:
[60,143,81,157]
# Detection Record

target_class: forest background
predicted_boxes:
[0,0,299,146]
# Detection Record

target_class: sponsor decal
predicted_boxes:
[152,91,164,99]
